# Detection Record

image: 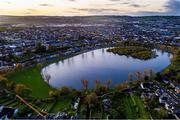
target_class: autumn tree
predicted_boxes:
[135,71,142,80]
[95,85,107,95]
[128,73,133,89]
[16,63,23,71]
[59,86,71,96]
[95,79,101,87]
[82,79,88,90]
[85,92,99,118]
[0,75,8,89]
[106,79,112,89]
[48,90,59,99]
[15,84,31,97]
[116,82,128,91]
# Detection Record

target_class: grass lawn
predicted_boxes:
[110,92,150,119]
[122,94,150,119]
[6,51,89,99]
[8,66,52,98]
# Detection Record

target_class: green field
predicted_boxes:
[8,66,52,98]
[110,92,150,119]
[6,51,89,99]
[122,94,150,119]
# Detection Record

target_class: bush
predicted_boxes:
[59,86,71,96]
[116,82,128,91]
[0,75,8,89]
[15,84,31,97]
[48,90,59,98]
[94,84,107,95]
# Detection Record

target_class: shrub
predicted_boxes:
[15,84,31,97]
[59,86,71,96]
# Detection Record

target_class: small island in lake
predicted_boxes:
[107,46,157,60]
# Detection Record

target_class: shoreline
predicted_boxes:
[7,45,175,98]
[41,48,172,90]
[7,46,113,97]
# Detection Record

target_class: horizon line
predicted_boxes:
[0,15,180,17]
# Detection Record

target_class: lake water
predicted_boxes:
[42,48,171,89]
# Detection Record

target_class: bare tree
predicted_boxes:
[106,79,112,89]
[45,74,51,84]
[134,71,142,80]
[95,79,101,86]
[85,92,99,118]
[149,69,154,77]
[82,79,88,90]
[144,69,149,77]
[128,73,133,89]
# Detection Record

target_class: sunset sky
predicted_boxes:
[0,0,179,16]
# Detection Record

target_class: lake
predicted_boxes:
[42,48,171,89]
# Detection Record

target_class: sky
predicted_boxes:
[0,0,179,16]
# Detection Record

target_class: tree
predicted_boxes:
[144,76,149,81]
[95,84,107,95]
[16,105,31,117]
[82,79,88,90]
[48,45,57,52]
[95,80,101,87]
[35,42,46,53]
[15,84,31,97]
[7,81,16,90]
[0,75,8,89]
[144,70,149,77]
[16,63,23,71]
[135,71,142,80]
[155,72,162,81]
[149,69,154,77]
[106,79,112,89]
[44,74,51,84]
[116,82,128,91]
[158,107,168,119]
[24,48,31,57]
[48,90,59,99]
[59,86,71,96]
[85,92,99,118]
[128,73,133,89]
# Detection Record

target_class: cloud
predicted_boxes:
[135,0,180,16]
[4,1,11,4]
[130,4,141,7]
[67,0,76,1]
[107,0,147,8]
[74,8,120,12]
[130,3,148,8]
[104,2,130,6]
[109,0,132,3]
[72,8,127,15]
[39,3,53,7]
[165,0,180,15]
[109,0,126,1]
[108,0,131,4]
[27,9,37,12]
[63,10,80,13]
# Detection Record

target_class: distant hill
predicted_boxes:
[0,16,179,25]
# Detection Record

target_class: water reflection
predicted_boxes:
[42,48,171,89]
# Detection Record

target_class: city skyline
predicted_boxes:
[0,0,180,16]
